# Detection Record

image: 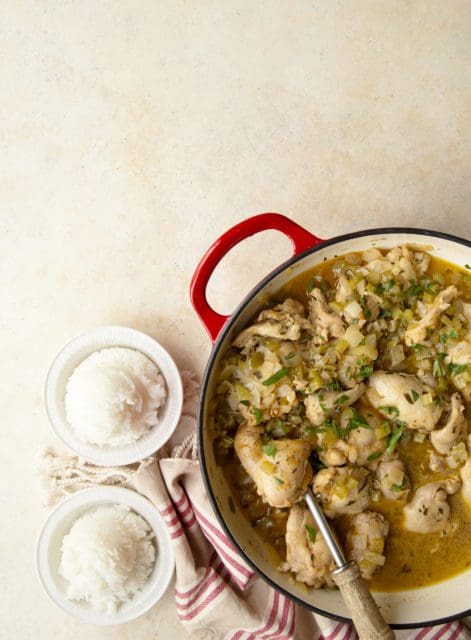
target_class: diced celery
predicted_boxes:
[335,338,350,353]
[308,370,324,391]
[352,344,378,360]
[329,301,343,314]
[250,351,265,369]
[375,423,391,439]
[235,382,252,402]
[260,460,276,474]
[346,476,359,490]
[421,393,433,406]
[370,538,384,554]
[366,271,380,285]
[334,484,348,499]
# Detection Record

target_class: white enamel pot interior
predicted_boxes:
[196,222,471,628]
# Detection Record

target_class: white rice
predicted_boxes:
[65,347,167,447]
[59,505,156,614]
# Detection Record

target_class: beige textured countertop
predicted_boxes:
[1,2,470,638]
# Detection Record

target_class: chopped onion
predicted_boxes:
[362,249,383,262]
[344,300,363,319]
[390,345,405,367]
[344,325,364,347]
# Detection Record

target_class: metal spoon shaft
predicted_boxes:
[305,488,346,567]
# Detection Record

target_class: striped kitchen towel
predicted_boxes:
[130,453,471,640]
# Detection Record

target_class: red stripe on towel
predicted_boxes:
[177,579,228,621]
[192,503,252,579]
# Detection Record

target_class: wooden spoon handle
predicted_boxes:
[332,562,395,640]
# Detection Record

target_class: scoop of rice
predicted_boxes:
[59,505,156,614]
[65,347,167,447]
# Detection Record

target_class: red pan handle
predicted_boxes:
[190,212,324,342]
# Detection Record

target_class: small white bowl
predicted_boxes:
[45,326,183,466]
[36,486,175,625]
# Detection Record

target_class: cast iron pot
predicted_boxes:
[190,213,471,628]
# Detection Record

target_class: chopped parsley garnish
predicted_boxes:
[465,264,471,270]
[305,525,317,543]
[262,367,289,386]
[391,483,404,493]
[334,394,349,405]
[274,476,284,485]
[323,416,342,438]
[440,329,458,344]
[411,389,420,403]
[410,343,427,352]
[378,405,400,416]
[326,380,342,391]
[252,407,263,424]
[425,280,440,294]
[406,282,425,298]
[304,427,328,434]
[433,353,446,378]
[386,421,407,456]
[446,363,468,376]
[262,443,277,458]
[367,451,382,462]
[375,279,395,295]
[357,364,374,378]
[348,408,371,430]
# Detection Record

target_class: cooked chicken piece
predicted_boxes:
[375,459,410,500]
[446,340,471,367]
[460,457,471,508]
[341,409,387,466]
[346,511,389,580]
[234,423,312,508]
[363,258,392,276]
[459,301,471,330]
[430,394,467,455]
[366,371,442,431]
[364,295,380,321]
[341,300,367,328]
[312,466,371,518]
[279,504,335,588]
[320,438,358,467]
[404,285,458,346]
[403,479,461,534]
[232,299,310,348]
[309,288,345,342]
[258,298,307,323]
[386,246,417,284]
[305,383,365,426]
[335,276,353,304]
[411,251,431,275]
[337,354,363,389]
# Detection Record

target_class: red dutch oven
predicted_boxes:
[190,213,471,628]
